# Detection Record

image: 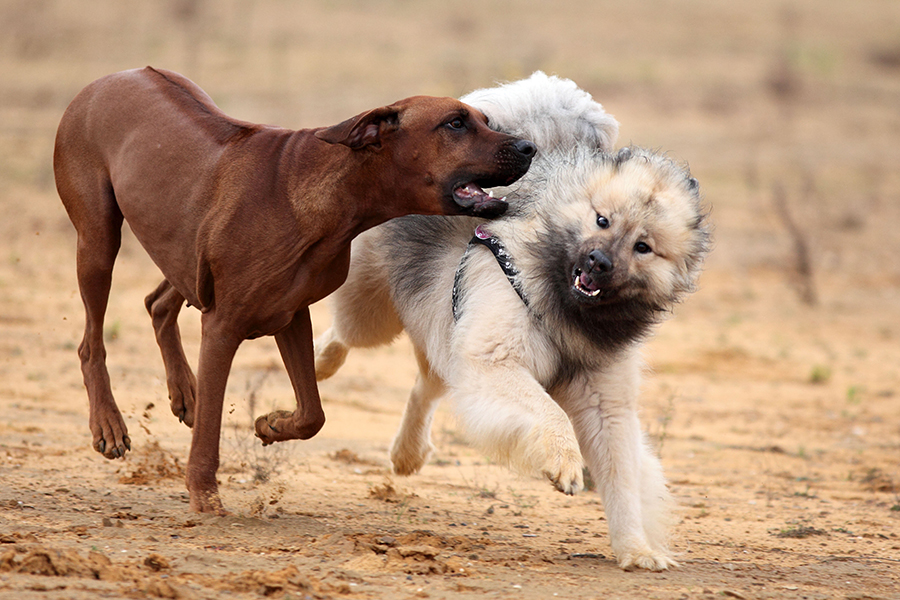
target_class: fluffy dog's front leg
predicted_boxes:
[559,359,676,571]
[450,364,584,495]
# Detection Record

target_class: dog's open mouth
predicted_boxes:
[453,182,508,216]
[572,267,604,298]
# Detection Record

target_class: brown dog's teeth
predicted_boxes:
[454,182,486,199]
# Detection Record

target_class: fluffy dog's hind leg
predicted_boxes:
[313,327,349,381]
[314,233,405,381]
[391,347,445,475]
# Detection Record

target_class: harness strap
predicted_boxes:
[452,225,529,322]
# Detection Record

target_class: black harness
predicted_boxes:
[451,225,530,322]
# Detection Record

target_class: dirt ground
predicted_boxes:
[1,1,899,598]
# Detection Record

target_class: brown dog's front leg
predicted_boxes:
[186,317,241,514]
[255,308,326,445]
[145,280,197,426]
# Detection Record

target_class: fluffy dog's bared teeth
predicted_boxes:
[572,269,602,297]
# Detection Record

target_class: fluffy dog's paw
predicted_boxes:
[390,438,434,476]
[617,548,677,572]
[538,430,584,495]
[313,332,349,381]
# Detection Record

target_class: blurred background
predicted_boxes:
[1,0,898,459]
[3,0,900,280]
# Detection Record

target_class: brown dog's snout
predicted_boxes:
[494,137,536,186]
[512,139,537,160]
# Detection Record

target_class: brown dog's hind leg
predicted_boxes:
[255,308,326,445]
[145,280,197,426]
[70,195,131,459]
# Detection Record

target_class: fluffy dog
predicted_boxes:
[314,73,710,571]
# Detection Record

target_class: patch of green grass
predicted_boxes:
[808,364,831,384]
[773,525,827,539]
[104,319,121,342]
[476,486,498,500]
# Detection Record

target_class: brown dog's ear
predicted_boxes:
[315,105,400,150]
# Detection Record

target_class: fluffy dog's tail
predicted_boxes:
[462,71,619,153]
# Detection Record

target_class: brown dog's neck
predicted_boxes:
[266,129,430,241]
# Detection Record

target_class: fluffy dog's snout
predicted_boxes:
[587,249,612,273]
[572,249,613,299]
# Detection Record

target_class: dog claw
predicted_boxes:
[98,439,106,454]
[124,436,131,451]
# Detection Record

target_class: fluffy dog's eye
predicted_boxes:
[596,215,610,229]
[446,117,465,130]
[634,241,652,254]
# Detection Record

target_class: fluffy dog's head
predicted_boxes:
[462,71,619,153]
[526,146,710,351]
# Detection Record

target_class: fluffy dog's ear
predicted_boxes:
[615,147,633,164]
[315,106,400,150]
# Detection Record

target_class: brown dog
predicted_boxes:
[54,67,534,514]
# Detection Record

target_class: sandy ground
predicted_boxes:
[2,1,900,598]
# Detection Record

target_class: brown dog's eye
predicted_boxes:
[596,215,610,229]
[446,118,465,130]
[634,241,652,254]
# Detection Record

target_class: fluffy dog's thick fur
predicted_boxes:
[314,73,710,571]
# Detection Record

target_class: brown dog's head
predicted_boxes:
[315,96,535,218]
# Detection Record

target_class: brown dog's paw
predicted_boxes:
[90,411,132,459]
[167,371,197,427]
[255,410,292,445]
[94,434,131,459]
[187,486,230,515]
[254,410,324,445]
